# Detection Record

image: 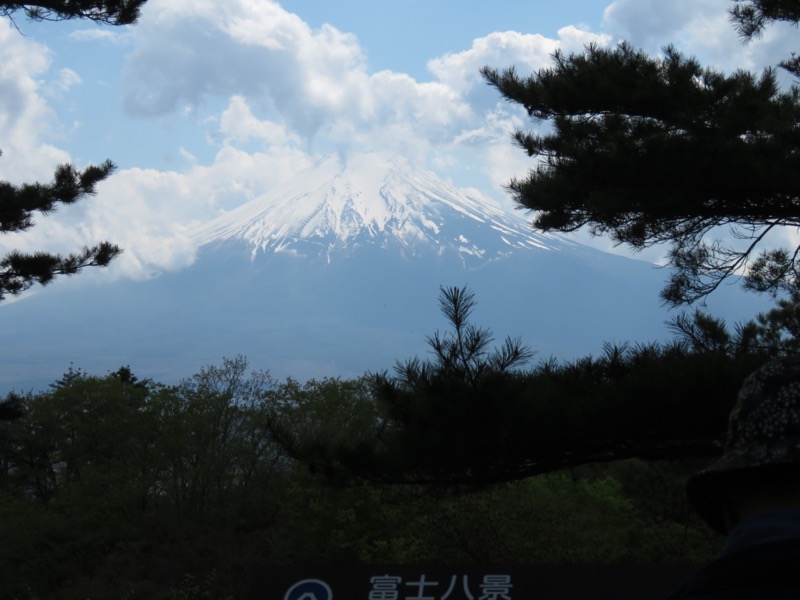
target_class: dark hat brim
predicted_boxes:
[687,356,800,534]
[686,448,800,535]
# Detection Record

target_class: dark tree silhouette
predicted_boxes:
[267,286,770,485]
[481,0,800,305]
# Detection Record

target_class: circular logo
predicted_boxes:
[284,578,333,600]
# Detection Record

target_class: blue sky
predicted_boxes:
[278,0,613,76]
[0,0,797,282]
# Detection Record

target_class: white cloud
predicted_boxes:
[218,95,301,147]
[120,0,617,166]
[603,0,796,79]
[0,25,69,183]
[603,0,717,44]
[178,146,197,164]
[556,24,616,53]
[429,31,558,94]
[121,0,475,165]
[122,0,368,128]
[51,68,82,94]
[68,28,122,43]
[429,27,612,99]
[59,67,81,89]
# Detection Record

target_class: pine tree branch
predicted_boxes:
[0,1,144,25]
[0,161,122,300]
[0,161,116,233]
[482,39,800,304]
[0,242,122,300]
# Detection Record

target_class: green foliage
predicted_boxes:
[0,393,24,422]
[6,304,760,595]
[154,356,281,522]
[414,474,636,563]
[0,370,159,597]
[269,468,425,564]
[481,6,800,304]
[576,459,722,562]
[0,356,732,597]
[266,375,384,481]
[0,358,285,598]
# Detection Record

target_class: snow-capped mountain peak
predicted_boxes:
[190,152,563,264]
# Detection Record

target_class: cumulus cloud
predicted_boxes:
[0,26,69,183]
[121,0,605,163]
[122,0,368,130]
[429,31,559,94]
[123,0,467,161]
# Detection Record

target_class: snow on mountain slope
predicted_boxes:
[191,152,566,264]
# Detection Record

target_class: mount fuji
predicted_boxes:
[191,152,563,263]
[0,152,769,393]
